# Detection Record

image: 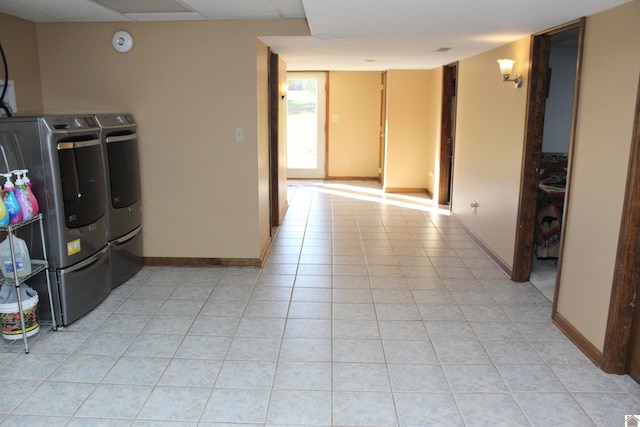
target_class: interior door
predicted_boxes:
[286,72,327,179]
[438,63,457,206]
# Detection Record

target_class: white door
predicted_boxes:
[286,72,326,179]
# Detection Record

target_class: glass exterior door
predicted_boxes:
[286,72,326,179]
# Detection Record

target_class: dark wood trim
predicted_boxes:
[438,62,457,206]
[259,235,274,267]
[425,188,433,199]
[268,51,281,227]
[512,34,550,282]
[144,257,262,268]
[144,236,273,268]
[534,18,584,37]
[379,72,387,184]
[384,187,431,196]
[553,311,604,366]
[601,73,640,374]
[324,71,330,179]
[451,213,512,278]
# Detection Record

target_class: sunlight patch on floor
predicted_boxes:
[288,180,450,216]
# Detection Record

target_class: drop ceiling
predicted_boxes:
[0,0,632,70]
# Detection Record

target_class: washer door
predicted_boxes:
[57,136,106,229]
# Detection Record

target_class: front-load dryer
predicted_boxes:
[94,113,142,289]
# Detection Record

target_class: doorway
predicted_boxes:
[512,20,584,299]
[438,63,457,206]
[528,27,581,302]
[286,72,327,179]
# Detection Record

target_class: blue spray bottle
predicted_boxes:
[12,170,33,221]
[1,173,22,224]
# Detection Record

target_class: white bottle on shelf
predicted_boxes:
[0,235,32,278]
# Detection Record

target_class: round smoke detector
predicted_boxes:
[112,30,134,53]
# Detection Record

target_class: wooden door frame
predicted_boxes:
[268,51,280,227]
[379,72,387,184]
[511,33,551,282]
[601,74,640,374]
[512,19,585,282]
[438,62,458,206]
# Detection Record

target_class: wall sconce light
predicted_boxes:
[280,81,290,100]
[497,59,522,88]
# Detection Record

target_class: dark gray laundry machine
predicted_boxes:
[94,113,142,289]
[0,115,111,325]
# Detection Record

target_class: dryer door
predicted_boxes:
[106,132,140,208]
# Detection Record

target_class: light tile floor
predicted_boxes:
[0,181,638,426]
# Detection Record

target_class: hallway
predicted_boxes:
[0,181,638,426]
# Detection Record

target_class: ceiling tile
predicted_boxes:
[272,0,306,18]
[181,0,285,19]
[93,0,192,13]
[0,0,128,22]
[124,12,205,21]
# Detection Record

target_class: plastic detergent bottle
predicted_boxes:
[0,195,8,227]
[18,170,38,216]
[12,170,33,221]
[0,235,32,278]
[0,173,22,224]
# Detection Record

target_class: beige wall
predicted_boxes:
[452,37,530,266]
[556,0,640,351]
[0,14,43,114]
[34,19,309,260]
[327,71,382,178]
[385,69,441,192]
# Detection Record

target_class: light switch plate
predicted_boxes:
[234,127,243,142]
